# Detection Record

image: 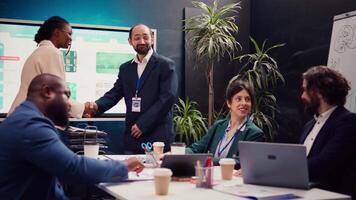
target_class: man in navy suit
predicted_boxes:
[84,24,178,153]
[299,66,356,196]
[0,74,144,200]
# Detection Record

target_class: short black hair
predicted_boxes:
[27,73,64,98]
[128,24,153,39]
[226,78,255,108]
[34,16,69,44]
[302,65,350,106]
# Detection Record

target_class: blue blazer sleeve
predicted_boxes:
[21,117,128,184]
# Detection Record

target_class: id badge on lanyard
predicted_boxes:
[132,78,141,112]
[132,96,141,112]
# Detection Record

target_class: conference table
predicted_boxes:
[97,155,350,200]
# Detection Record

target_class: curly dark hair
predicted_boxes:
[34,16,69,44]
[302,65,350,106]
[226,78,255,108]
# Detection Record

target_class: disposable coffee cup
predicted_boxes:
[84,141,99,159]
[153,142,165,155]
[170,142,186,154]
[219,158,235,180]
[153,168,172,195]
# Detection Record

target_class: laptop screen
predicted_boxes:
[161,154,210,177]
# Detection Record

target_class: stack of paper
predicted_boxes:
[214,183,300,200]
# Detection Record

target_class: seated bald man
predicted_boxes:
[0,74,144,200]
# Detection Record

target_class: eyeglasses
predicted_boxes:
[59,29,73,55]
[60,29,73,37]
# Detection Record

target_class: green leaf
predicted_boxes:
[234,36,285,141]
[185,0,242,127]
[249,37,262,55]
[174,98,207,145]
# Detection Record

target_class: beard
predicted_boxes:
[134,44,150,55]
[45,96,70,127]
[303,95,320,116]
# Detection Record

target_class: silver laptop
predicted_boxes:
[239,141,310,189]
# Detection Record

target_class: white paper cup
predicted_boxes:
[84,142,99,159]
[153,168,172,195]
[170,142,186,154]
[219,158,235,180]
[153,142,165,155]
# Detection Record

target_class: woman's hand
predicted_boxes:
[234,169,243,177]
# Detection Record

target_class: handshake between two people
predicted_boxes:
[83,102,98,118]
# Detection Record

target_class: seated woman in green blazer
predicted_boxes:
[186,78,264,169]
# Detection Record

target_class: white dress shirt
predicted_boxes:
[304,106,337,155]
[132,48,153,78]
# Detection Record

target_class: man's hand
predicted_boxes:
[124,157,144,173]
[83,102,98,118]
[131,124,142,138]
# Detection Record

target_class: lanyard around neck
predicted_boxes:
[135,78,141,97]
[217,120,248,157]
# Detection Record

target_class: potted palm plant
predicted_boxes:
[173,98,207,145]
[184,0,241,127]
[233,37,285,141]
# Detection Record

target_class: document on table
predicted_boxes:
[100,154,146,161]
[100,154,159,168]
[127,169,154,181]
[214,183,300,200]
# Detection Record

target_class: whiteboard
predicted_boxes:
[327,10,356,112]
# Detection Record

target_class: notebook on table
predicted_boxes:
[160,154,210,177]
[238,141,311,189]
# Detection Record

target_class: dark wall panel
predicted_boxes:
[184,0,251,115]
[250,0,356,142]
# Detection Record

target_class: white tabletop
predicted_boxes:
[97,156,351,200]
